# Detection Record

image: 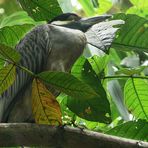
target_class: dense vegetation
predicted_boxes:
[0,0,148,142]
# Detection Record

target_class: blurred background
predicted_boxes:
[0,0,147,22]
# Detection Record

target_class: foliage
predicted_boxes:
[0,64,16,94]
[127,0,148,18]
[124,78,148,120]
[106,120,148,141]
[69,56,111,123]
[32,78,62,125]
[18,0,62,21]
[0,0,148,142]
[112,13,148,52]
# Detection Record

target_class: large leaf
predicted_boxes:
[112,13,148,52]
[68,56,111,123]
[78,0,112,16]
[0,59,4,69]
[71,56,107,96]
[97,0,112,14]
[0,11,38,28]
[78,0,96,16]
[88,55,109,75]
[127,0,148,18]
[0,64,16,95]
[106,120,148,141]
[57,93,76,125]
[0,0,21,21]
[37,71,97,99]
[18,0,62,21]
[0,44,21,63]
[85,20,124,53]
[124,78,148,120]
[0,11,37,47]
[32,79,62,125]
[130,0,148,7]
[0,24,34,47]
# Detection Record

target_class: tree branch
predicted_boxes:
[0,123,147,147]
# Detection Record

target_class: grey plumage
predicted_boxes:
[0,14,124,122]
[0,24,86,122]
[0,25,51,122]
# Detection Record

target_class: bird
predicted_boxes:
[0,13,123,122]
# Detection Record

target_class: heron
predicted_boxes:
[0,13,124,122]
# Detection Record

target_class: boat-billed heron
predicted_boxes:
[0,13,124,122]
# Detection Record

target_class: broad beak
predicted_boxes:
[60,15,112,32]
[78,15,112,32]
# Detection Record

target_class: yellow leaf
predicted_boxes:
[32,78,62,125]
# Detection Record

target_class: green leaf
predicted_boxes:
[37,71,97,99]
[88,55,109,75]
[127,0,148,18]
[0,44,21,63]
[0,11,38,28]
[109,48,122,65]
[0,64,16,95]
[78,0,112,16]
[91,0,99,8]
[68,56,111,123]
[76,116,110,131]
[106,120,148,141]
[130,0,148,7]
[18,0,62,21]
[124,78,148,120]
[127,7,148,19]
[57,93,75,125]
[0,0,21,22]
[0,24,34,47]
[71,56,107,94]
[112,13,148,52]
[0,11,37,47]
[78,0,96,16]
[0,59,4,69]
[97,0,112,14]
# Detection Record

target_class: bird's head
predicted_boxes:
[48,13,111,32]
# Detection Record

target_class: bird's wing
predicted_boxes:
[0,25,52,122]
